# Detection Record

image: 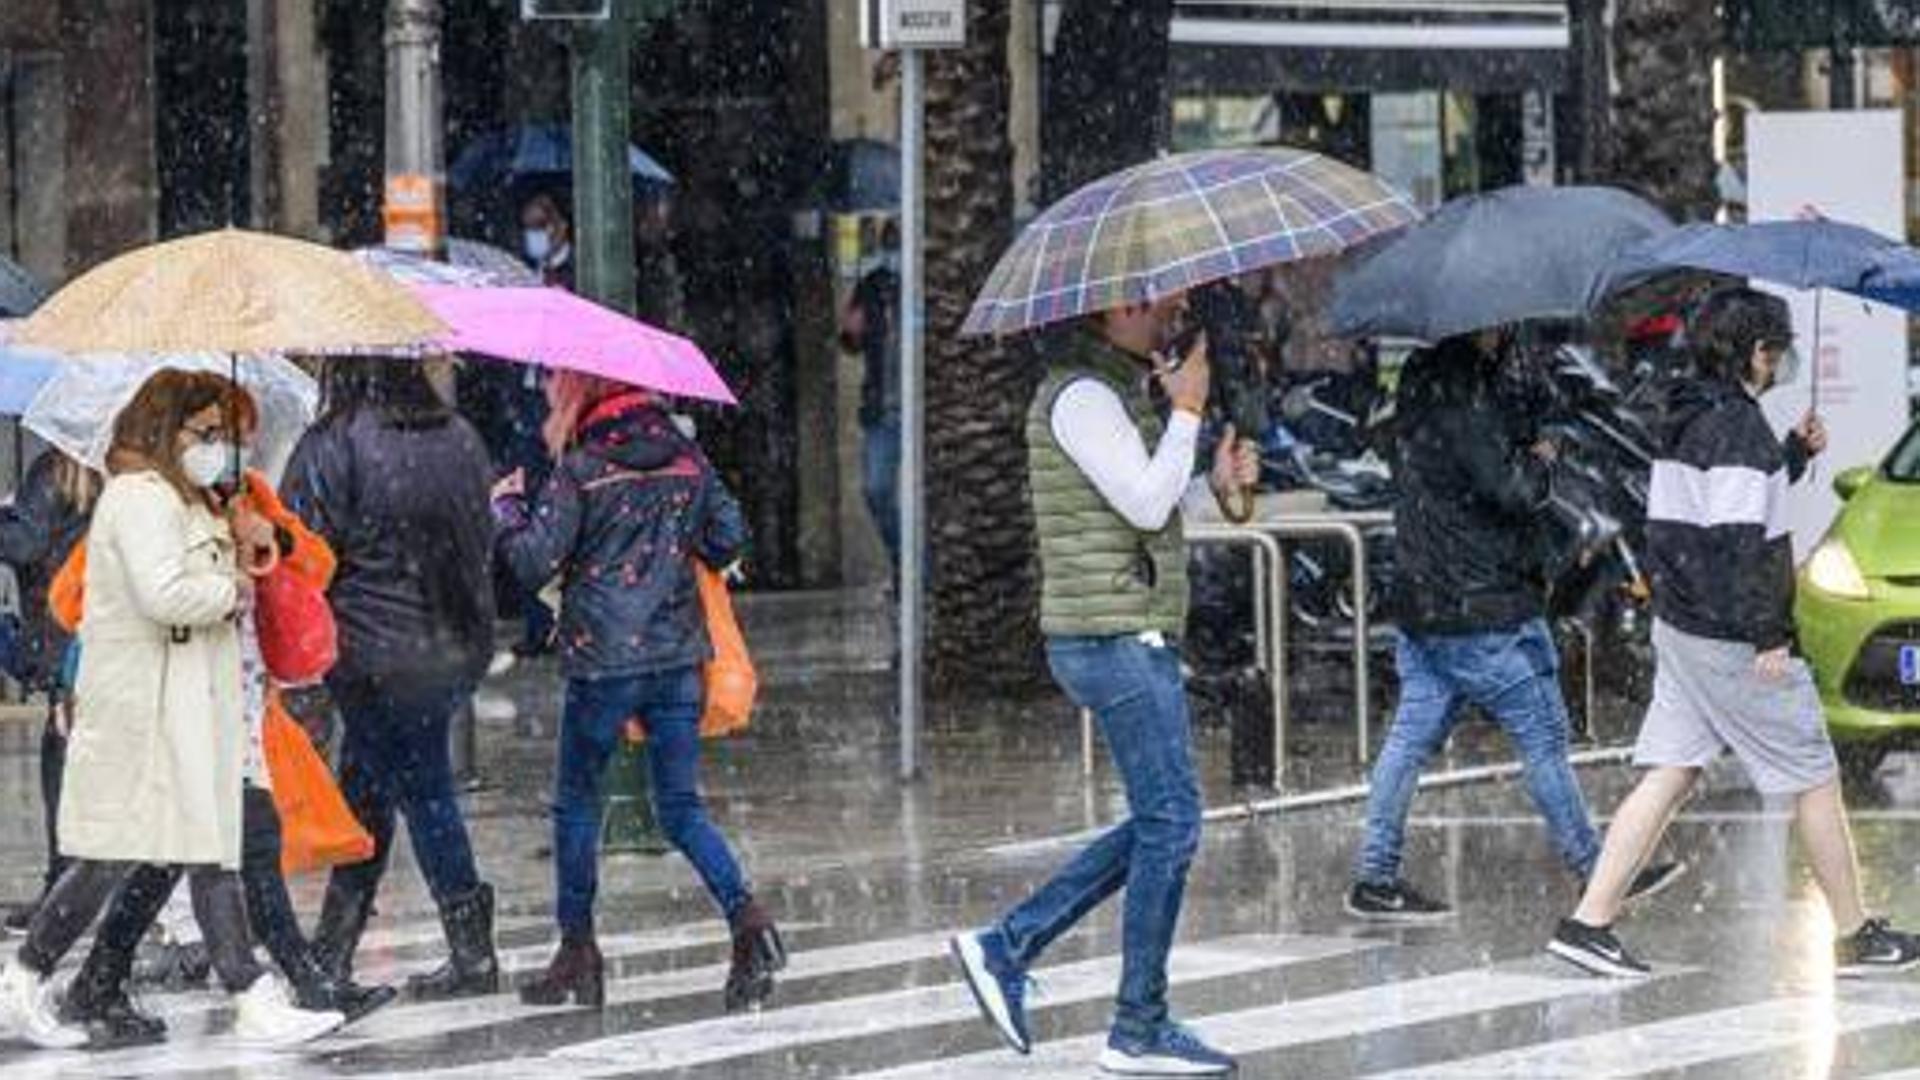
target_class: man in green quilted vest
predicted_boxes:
[951,292,1256,1077]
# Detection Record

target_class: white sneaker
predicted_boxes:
[0,961,87,1049]
[232,975,344,1047]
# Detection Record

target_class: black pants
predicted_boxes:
[21,860,264,993]
[37,715,66,895]
[76,787,311,988]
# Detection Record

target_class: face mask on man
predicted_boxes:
[524,228,553,264]
[182,442,241,489]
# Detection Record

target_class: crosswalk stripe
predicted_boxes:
[14,917,830,1076]
[1367,993,1920,1078]
[356,914,550,956]
[29,928,968,1079]
[535,934,1373,1076]
[332,928,960,1051]
[851,963,1671,1079]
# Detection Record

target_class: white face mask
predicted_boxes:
[182,442,239,489]
[524,228,553,263]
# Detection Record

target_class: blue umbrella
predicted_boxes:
[0,256,47,318]
[1592,219,1916,304]
[449,124,674,193]
[827,138,900,213]
[1594,218,1920,409]
[0,346,55,414]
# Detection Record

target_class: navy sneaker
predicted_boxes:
[1099,1021,1236,1076]
[949,928,1032,1054]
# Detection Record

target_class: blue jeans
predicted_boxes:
[862,418,901,567]
[332,678,483,906]
[1355,618,1599,885]
[997,635,1202,1041]
[554,668,749,935]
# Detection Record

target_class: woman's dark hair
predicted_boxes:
[318,358,452,430]
[1689,287,1793,384]
[108,370,254,502]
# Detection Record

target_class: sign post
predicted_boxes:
[863,0,963,782]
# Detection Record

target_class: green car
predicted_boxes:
[1797,422,1920,781]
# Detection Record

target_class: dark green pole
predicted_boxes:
[571,0,662,853]
[570,0,637,312]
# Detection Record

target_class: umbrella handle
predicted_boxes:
[1221,485,1256,524]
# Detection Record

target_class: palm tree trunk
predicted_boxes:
[923,0,1047,693]
[1609,0,1720,220]
[1043,0,1175,202]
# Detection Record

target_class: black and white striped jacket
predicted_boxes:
[1645,378,1810,652]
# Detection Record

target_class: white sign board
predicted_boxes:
[1747,110,1910,560]
[861,0,966,50]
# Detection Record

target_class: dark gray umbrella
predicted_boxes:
[0,255,46,317]
[1329,185,1672,342]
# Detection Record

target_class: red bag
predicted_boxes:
[255,565,338,685]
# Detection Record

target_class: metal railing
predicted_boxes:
[1078,511,1392,788]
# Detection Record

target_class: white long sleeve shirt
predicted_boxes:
[1050,379,1206,531]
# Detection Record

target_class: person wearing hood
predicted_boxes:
[491,371,780,1013]
[1347,332,1682,922]
[281,360,501,1001]
[1549,287,1920,978]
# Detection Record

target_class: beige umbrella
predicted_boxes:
[12,228,444,354]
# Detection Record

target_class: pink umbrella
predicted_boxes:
[412,284,736,405]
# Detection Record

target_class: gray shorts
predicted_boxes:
[1632,620,1838,795]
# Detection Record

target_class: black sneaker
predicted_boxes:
[1837,918,1920,977]
[1344,880,1452,922]
[1623,861,1687,906]
[1547,918,1650,978]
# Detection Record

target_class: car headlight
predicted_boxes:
[1807,538,1871,600]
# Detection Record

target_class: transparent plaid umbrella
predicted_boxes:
[963,147,1419,337]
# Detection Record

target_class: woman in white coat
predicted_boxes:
[0,370,342,1050]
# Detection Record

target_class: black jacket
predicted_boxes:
[1645,377,1807,651]
[282,407,498,688]
[495,397,747,680]
[1392,341,1553,635]
[0,453,93,690]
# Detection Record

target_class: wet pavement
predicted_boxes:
[4,596,1920,1077]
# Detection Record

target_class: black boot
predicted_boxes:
[518,930,604,1008]
[311,875,377,984]
[407,884,499,1001]
[285,946,398,1027]
[62,946,166,1048]
[723,898,787,1013]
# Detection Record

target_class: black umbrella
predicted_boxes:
[0,254,47,317]
[1329,185,1673,342]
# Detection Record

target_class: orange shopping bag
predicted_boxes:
[264,698,374,876]
[622,563,757,744]
[696,563,756,739]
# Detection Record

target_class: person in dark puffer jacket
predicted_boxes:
[492,371,781,1014]
[1550,287,1920,979]
[281,359,501,1003]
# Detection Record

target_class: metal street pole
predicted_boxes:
[898,49,925,782]
[569,1,636,311]
[566,0,658,850]
[382,0,446,255]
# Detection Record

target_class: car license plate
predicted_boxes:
[1903,644,1920,687]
